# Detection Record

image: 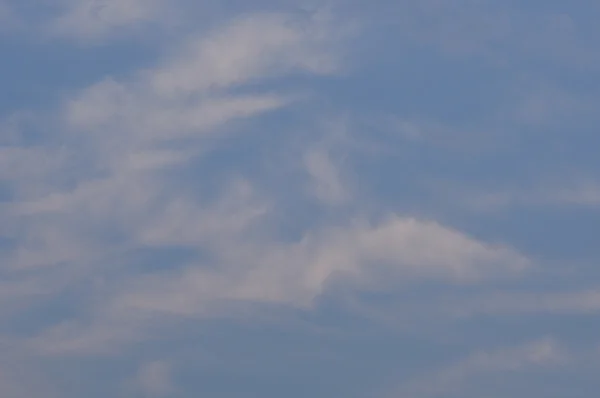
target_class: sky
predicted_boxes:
[1,0,600,397]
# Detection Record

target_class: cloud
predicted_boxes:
[0,1,18,31]
[132,360,175,397]
[442,178,600,212]
[25,212,529,354]
[123,215,528,309]
[450,289,600,316]
[0,6,358,354]
[149,11,342,96]
[0,146,66,186]
[390,0,512,57]
[48,0,176,42]
[382,117,502,153]
[3,7,346,267]
[388,0,600,68]
[393,338,565,398]
[66,76,289,145]
[64,10,345,139]
[550,183,600,207]
[304,146,349,205]
[3,2,600,396]
[0,344,61,398]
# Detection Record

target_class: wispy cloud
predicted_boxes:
[393,338,565,398]
[0,6,358,356]
[304,146,349,205]
[131,360,176,397]
[47,0,177,42]
[388,0,600,68]
[439,178,600,212]
[2,1,600,396]
[26,213,528,354]
[450,289,600,316]
[3,7,347,268]
[0,0,18,31]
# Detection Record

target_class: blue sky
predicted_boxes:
[1,0,600,397]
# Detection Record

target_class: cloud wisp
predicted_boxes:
[2,1,600,397]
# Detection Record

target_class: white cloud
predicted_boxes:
[0,1,17,31]
[137,178,269,247]
[390,0,512,57]
[304,147,349,205]
[122,215,528,311]
[386,117,500,152]
[502,80,600,130]
[547,180,600,207]
[3,2,600,397]
[451,289,600,316]
[0,7,356,355]
[25,213,529,354]
[445,178,600,212]
[66,78,290,142]
[48,0,176,41]
[0,146,66,182]
[64,11,345,140]
[3,7,345,269]
[345,287,600,331]
[389,0,600,68]
[0,345,61,398]
[0,1,535,356]
[393,338,565,398]
[132,360,176,397]
[150,11,341,96]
